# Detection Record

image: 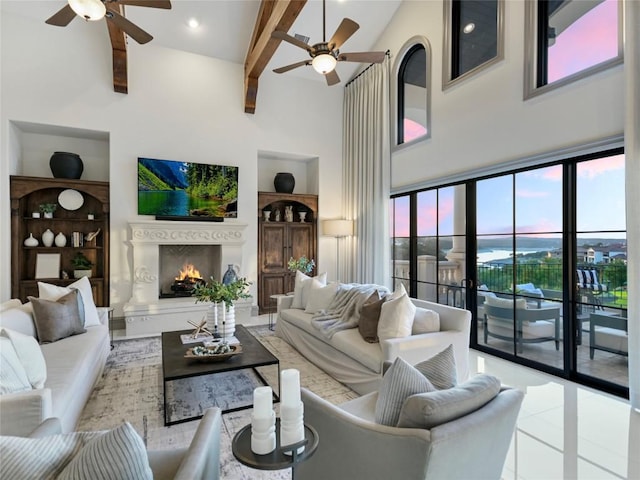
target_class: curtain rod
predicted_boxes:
[344,50,391,88]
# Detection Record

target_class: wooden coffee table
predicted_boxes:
[162,324,280,426]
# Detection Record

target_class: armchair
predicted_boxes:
[27,408,222,480]
[483,296,561,353]
[296,387,523,480]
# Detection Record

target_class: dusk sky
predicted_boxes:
[393,155,626,240]
[548,0,618,83]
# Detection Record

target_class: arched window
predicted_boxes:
[395,38,431,147]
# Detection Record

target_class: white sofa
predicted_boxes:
[0,300,111,436]
[276,294,471,395]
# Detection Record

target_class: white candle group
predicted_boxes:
[253,386,273,418]
[281,369,301,407]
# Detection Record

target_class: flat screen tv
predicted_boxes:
[138,157,238,219]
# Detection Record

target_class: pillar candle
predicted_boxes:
[213,303,218,327]
[281,369,301,407]
[253,386,273,418]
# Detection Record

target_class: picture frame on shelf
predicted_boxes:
[35,253,61,279]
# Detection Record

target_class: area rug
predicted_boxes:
[77,325,358,479]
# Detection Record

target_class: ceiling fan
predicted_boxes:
[45,0,172,45]
[271,0,386,86]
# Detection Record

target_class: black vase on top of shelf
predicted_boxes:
[274,173,295,194]
[50,152,83,179]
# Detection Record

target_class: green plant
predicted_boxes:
[39,203,57,214]
[71,252,93,270]
[193,277,250,308]
[287,256,315,274]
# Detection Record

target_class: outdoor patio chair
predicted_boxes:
[576,269,607,310]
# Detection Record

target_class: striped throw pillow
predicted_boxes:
[414,344,457,390]
[0,431,101,479]
[58,422,152,480]
[374,357,436,426]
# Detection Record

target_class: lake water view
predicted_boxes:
[476,248,554,264]
[139,190,226,217]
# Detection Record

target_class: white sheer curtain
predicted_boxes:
[624,0,639,411]
[341,56,391,286]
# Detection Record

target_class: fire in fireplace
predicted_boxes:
[169,263,205,296]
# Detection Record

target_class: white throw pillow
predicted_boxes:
[1,327,47,389]
[485,295,527,310]
[412,307,440,335]
[377,292,416,342]
[291,271,327,310]
[385,283,407,302]
[0,336,32,395]
[38,277,101,327]
[304,281,339,314]
[0,303,37,337]
[0,299,23,312]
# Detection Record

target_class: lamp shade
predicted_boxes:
[69,0,106,21]
[312,54,337,74]
[322,219,353,237]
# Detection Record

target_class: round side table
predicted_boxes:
[232,419,318,479]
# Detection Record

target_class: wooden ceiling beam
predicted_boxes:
[244,0,307,114]
[106,3,128,94]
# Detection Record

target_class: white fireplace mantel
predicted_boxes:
[124,220,249,336]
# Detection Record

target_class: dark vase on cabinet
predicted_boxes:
[49,152,84,179]
[257,192,317,314]
[273,173,295,194]
[10,176,110,306]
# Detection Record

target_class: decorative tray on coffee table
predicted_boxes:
[184,344,243,363]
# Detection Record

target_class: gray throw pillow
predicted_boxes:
[374,357,436,426]
[59,422,153,480]
[358,291,384,343]
[397,374,502,429]
[29,290,86,343]
[414,344,457,390]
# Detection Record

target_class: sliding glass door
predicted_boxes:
[391,148,629,396]
[475,165,564,368]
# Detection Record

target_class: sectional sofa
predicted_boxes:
[0,298,110,436]
[276,287,471,395]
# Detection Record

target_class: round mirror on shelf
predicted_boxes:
[58,189,84,211]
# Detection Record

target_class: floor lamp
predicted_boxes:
[322,219,353,281]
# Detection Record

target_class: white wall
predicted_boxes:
[374,0,624,188]
[1,10,343,314]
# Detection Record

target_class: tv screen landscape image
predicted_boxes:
[138,157,238,218]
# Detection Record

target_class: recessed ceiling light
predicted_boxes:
[463,22,475,34]
[187,18,200,29]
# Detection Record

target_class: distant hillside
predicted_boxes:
[138,158,188,191]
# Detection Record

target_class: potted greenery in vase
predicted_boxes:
[71,252,93,279]
[193,277,250,339]
[287,256,315,274]
[39,203,57,219]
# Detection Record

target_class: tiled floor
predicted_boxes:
[469,350,639,479]
[115,314,639,479]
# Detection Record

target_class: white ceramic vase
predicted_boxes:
[219,302,236,338]
[24,233,39,247]
[54,232,67,247]
[42,228,54,247]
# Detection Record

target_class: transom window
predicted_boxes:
[443,0,504,89]
[525,0,622,98]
